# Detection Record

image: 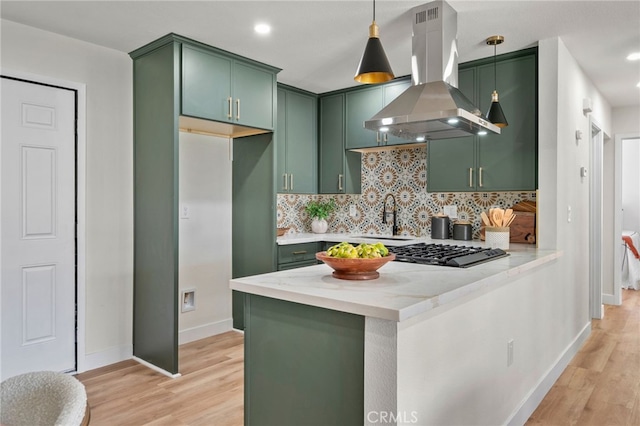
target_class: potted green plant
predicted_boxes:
[305,198,337,234]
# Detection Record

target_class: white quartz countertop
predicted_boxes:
[231,234,561,322]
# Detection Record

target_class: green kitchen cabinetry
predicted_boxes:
[232,133,277,331]
[182,43,276,131]
[318,93,361,194]
[345,77,411,149]
[276,86,317,194]
[277,242,320,270]
[427,48,537,192]
[130,34,279,367]
[244,294,364,425]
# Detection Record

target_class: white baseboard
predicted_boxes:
[507,321,591,426]
[79,344,133,373]
[602,293,620,306]
[178,318,233,345]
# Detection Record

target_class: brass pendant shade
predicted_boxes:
[486,35,508,128]
[354,0,394,84]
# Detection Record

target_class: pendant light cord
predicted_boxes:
[493,44,497,91]
[373,0,376,21]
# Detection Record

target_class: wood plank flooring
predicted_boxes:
[527,289,640,425]
[76,290,640,425]
[75,331,244,426]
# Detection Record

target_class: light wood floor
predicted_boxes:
[526,288,640,425]
[76,331,244,426]
[76,290,640,425]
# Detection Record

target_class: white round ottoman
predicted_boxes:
[0,371,89,426]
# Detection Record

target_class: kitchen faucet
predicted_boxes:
[382,194,399,236]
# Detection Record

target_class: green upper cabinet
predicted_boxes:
[476,53,537,191]
[319,93,361,194]
[427,48,537,192]
[276,86,317,194]
[345,77,411,149]
[427,68,477,192]
[381,79,412,145]
[181,44,276,131]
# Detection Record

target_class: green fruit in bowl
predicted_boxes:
[325,242,389,259]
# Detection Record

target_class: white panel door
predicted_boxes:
[1,77,76,380]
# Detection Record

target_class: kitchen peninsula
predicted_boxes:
[231,235,562,425]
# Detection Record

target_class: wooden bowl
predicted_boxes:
[315,251,396,280]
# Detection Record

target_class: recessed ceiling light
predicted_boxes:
[254,23,271,35]
[627,52,640,61]
[637,81,640,88]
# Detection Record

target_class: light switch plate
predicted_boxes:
[349,205,357,217]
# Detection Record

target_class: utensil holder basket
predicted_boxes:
[485,227,510,250]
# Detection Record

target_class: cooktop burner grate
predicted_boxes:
[389,243,508,268]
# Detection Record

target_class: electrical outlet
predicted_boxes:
[507,339,514,367]
[349,204,357,217]
[181,204,190,219]
[443,205,457,219]
[567,205,572,223]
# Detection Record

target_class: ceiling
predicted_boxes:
[2,1,639,107]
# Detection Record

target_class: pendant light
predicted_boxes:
[354,0,394,84]
[486,35,508,128]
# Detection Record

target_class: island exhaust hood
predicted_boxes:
[364,0,500,141]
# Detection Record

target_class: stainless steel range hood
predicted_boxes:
[364,0,500,141]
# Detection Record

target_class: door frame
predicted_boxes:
[589,118,604,319]
[1,68,87,373]
[613,133,640,305]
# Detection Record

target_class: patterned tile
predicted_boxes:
[277,145,536,238]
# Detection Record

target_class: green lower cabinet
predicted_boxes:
[277,242,319,270]
[244,294,364,426]
[427,48,537,192]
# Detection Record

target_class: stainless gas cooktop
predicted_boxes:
[389,243,508,268]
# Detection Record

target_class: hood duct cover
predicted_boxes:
[364,0,500,141]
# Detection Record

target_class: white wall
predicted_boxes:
[539,37,613,301]
[178,132,233,344]
[613,106,640,134]
[621,139,640,231]
[1,20,133,370]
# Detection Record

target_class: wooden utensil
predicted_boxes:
[502,208,513,226]
[481,211,492,226]
[491,209,504,227]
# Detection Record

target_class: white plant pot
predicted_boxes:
[311,218,328,234]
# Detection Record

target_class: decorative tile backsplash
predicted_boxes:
[277,145,535,239]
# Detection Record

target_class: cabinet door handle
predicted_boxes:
[469,168,474,187]
[338,174,344,191]
[376,132,381,146]
[384,133,388,144]
[227,97,233,119]
[479,167,484,188]
[290,174,294,191]
[292,250,307,255]
[235,98,241,120]
[283,173,288,191]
